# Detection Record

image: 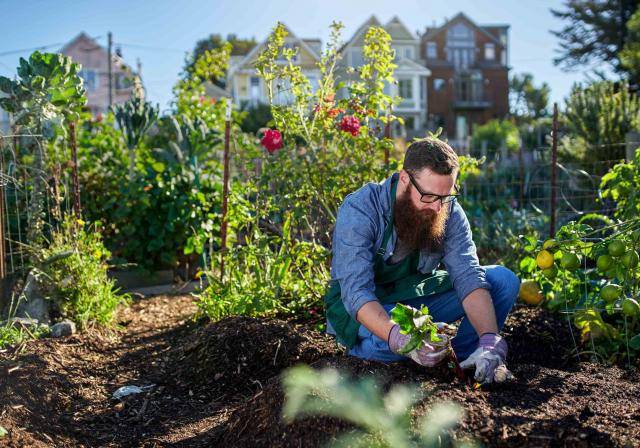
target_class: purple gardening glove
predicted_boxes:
[459,333,514,384]
[388,324,450,367]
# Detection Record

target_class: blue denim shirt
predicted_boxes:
[329,172,491,323]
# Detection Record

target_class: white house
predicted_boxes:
[226,24,322,107]
[338,15,431,137]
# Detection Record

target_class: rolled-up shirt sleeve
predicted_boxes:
[331,195,381,320]
[442,201,491,303]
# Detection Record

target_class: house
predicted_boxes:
[60,32,141,115]
[420,13,510,149]
[338,16,431,138]
[226,24,321,107]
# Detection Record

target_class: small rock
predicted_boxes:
[50,320,76,338]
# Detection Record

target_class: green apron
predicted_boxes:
[324,175,452,348]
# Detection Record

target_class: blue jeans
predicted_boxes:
[347,265,520,363]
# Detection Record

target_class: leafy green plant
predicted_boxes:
[390,304,442,354]
[517,216,640,366]
[601,147,640,221]
[196,209,329,319]
[112,93,159,183]
[563,80,639,163]
[470,119,520,158]
[0,320,50,350]
[282,365,474,448]
[32,214,130,328]
[0,51,86,246]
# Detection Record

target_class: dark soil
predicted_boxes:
[1,295,639,447]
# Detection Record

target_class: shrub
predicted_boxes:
[33,215,130,328]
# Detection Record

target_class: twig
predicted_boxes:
[273,339,282,366]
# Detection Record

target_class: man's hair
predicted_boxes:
[403,137,459,176]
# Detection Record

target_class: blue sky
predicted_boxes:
[1,0,609,112]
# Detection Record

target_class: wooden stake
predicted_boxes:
[550,103,558,238]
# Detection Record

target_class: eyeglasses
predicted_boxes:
[406,171,460,204]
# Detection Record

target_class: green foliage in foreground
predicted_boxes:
[282,365,475,448]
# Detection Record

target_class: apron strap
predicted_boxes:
[376,174,398,257]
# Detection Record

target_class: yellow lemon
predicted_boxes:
[519,281,544,306]
[536,250,554,270]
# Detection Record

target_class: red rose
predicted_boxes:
[339,115,361,136]
[260,129,283,153]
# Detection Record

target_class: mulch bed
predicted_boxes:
[1,295,638,447]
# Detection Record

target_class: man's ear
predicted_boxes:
[398,169,409,186]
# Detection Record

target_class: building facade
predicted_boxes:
[420,13,510,148]
[60,32,140,115]
[226,24,321,107]
[338,16,431,138]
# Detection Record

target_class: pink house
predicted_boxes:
[60,32,140,115]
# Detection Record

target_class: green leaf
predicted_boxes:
[0,76,14,94]
[519,256,536,273]
[630,334,640,350]
[0,425,7,438]
[521,235,538,253]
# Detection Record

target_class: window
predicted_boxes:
[446,22,475,69]
[115,73,131,90]
[250,76,260,102]
[79,69,97,91]
[433,78,446,91]
[426,42,437,59]
[484,43,495,60]
[399,79,413,99]
[404,47,413,59]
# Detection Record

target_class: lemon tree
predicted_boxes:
[517,216,640,366]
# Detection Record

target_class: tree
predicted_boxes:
[185,34,257,86]
[564,80,640,161]
[620,7,640,85]
[509,73,551,121]
[551,0,640,72]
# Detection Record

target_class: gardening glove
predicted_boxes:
[388,324,450,367]
[459,333,514,384]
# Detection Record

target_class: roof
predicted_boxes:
[60,32,133,71]
[421,12,506,47]
[339,15,382,52]
[232,22,322,72]
[204,82,232,99]
[384,16,417,41]
[395,57,431,75]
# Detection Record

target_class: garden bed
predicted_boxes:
[1,295,639,447]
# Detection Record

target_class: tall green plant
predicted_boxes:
[0,51,86,245]
[112,93,158,184]
[564,81,640,161]
[32,214,130,328]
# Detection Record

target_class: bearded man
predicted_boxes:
[324,137,520,384]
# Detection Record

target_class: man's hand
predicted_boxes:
[388,324,450,367]
[459,333,514,384]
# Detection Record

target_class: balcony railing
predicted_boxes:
[453,78,491,109]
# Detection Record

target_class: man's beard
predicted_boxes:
[394,187,449,252]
